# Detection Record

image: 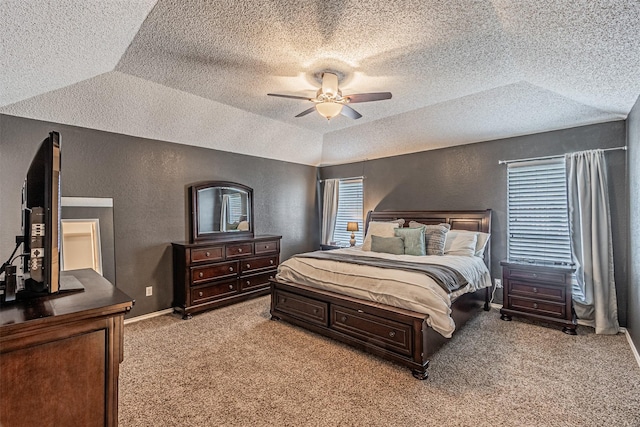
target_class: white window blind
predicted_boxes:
[332,178,364,245]
[507,159,573,265]
[227,193,243,223]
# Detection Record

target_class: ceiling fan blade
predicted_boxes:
[295,106,317,117]
[344,92,392,103]
[268,93,314,101]
[340,105,362,119]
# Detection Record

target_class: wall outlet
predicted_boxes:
[494,279,502,289]
[145,286,153,296]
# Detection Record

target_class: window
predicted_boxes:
[507,158,572,265]
[332,178,364,245]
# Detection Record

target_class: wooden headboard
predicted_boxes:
[365,209,492,272]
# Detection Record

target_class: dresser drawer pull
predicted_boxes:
[246,263,251,269]
[264,245,269,249]
[533,273,538,278]
[246,280,251,286]
[198,272,204,278]
[205,251,211,257]
[229,266,234,272]
[281,297,287,303]
[533,303,538,309]
[238,248,243,253]
[270,260,274,265]
[389,331,396,338]
[229,284,234,290]
[198,291,203,297]
[341,316,347,322]
[313,308,318,314]
[533,287,538,293]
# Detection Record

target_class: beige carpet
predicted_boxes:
[119,296,640,426]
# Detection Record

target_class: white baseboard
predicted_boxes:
[124,308,175,325]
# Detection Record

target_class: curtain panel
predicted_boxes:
[321,179,339,245]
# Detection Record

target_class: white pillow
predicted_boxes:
[362,221,400,251]
[444,231,478,256]
[448,230,491,257]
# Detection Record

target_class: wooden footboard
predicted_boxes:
[270,279,489,379]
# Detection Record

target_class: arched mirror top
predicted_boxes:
[190,181,254,242]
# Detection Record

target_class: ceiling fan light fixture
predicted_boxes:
[321,72,339,97]
[315,101,343,120]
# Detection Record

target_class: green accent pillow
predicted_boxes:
[370,235,405,255]
[394,226,426,256]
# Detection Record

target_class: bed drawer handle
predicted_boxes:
[281,297,287,303]
[205,251,211,257]
[198,272,204,278]
[238,248,243,253]
[533,287,538,293]
[270,259,274,265]
[229,284,234,290]
[229,266,234,272]
[389,331,396,338]
[246,263,251,269]
[313,308,318,314]
[532,273,538,278]
[533,303,538,309]
[198,291,203,297]
[341,316,347,322]
[246,280,251,286]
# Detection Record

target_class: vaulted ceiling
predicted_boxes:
[2,1,639,166]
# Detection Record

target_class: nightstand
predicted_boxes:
[500,260,577,334]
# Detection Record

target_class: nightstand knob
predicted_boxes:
[533,303,538,309]
[205,251,211,257]
[270,259,274,265]
[246,264,251,269]
[198,272,204,278]
[198,291,203,297]
[533,287,538,293]
[229,266,234,272]
[389,331,396,338]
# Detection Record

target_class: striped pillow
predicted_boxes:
[409,221,450,256]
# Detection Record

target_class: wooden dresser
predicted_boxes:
[500,260,577,334]
[0,269,133,427]
[172,235,281,319]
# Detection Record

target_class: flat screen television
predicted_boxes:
[21,131,62,294]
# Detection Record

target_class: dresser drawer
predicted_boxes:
[191,280,239,304]
[191,261,238,284]
[191,246,224,263]
[509,296,566,319]
[330,306,412,356]
[509,280,565,302]
[241,271,276,291]
[273,290,328,326]
[241,256,278,273]
[226,243,253,258]
[507,268,566,284]
[255,240,279,254]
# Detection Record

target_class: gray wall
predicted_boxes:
[0,114,319,317]
[627,96,640,354]
[320,121,629,326]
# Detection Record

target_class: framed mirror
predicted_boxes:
[190,181,254,242]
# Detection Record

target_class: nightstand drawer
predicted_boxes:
[509,281,565,302]
[508,268,565,284]
[191,261,238,284]
[510,297,566,319]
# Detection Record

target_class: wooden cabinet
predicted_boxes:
[0,269,133,427]
[172,235,281,319]
[500,260,577,334]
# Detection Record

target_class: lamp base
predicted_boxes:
[350,232,356,247]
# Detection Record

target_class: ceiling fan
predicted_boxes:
[268,72,392,121]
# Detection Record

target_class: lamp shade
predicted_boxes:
[346,222,359,232]
[316,101,343,120]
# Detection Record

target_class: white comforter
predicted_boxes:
[276,247,492,338]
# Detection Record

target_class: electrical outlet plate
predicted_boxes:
[494,279,502,288]
[145,286,153,296]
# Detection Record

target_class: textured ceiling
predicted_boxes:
[1,0,639,166]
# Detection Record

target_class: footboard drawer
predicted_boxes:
[273,290,328,326]
[330,305,413,356]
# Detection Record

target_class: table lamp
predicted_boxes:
[347,222,359,247]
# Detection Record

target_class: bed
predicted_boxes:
[270,210,492,380]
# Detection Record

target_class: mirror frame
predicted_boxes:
[189,181,254,242]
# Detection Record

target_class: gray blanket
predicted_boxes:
[294,251,469,293]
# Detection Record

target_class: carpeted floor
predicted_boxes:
[119,296,640,426]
